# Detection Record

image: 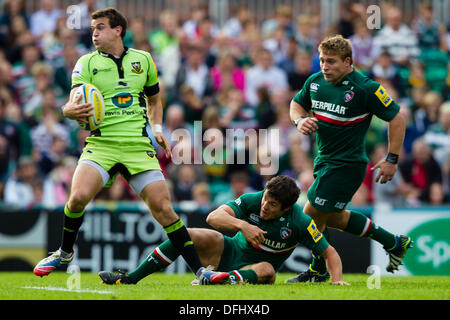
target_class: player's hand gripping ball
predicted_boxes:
[73,84,105,131]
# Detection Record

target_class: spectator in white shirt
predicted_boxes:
[30,0,62,38]
[245,48,288,107]
[373,7,419,66]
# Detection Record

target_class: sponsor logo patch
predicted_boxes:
[374,85,392,107]
[307,221,323,243]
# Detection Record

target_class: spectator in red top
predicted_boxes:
[399,138,443,204]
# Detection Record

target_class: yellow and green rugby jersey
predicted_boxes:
[226,191,329,267]
[71,47,159,137]
[293,69,400,164]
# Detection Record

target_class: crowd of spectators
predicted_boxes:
[0,0,449,211]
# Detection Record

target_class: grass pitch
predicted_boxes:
[1,272,449,300]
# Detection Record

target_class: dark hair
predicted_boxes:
[265,175,300,210]
[91,8,128,39]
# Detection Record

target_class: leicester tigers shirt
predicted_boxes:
[293,68,400,164]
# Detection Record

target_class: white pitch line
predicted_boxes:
[22,286,114,294]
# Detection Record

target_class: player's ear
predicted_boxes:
[344,56,352,66]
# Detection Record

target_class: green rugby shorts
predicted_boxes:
[307,161,367,212]
[79,136,161,187]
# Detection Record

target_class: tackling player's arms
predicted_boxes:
[207,205,267,247]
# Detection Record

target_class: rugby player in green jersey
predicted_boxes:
[288,35,413,282]
[34,8,229,285]
[98,175,349,286]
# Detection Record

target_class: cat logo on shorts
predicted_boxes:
[307,221,323,243]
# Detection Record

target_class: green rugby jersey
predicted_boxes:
[71,47,159,137]
[293,69,400,164]
[226,191,329,260]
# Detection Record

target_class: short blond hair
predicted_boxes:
[318,34,353,64]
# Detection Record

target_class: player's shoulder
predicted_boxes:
[77,50,100,62]
[306,71,324,83]
[347,69,380,92]
[128,48,153,61]
[288,204,310,225]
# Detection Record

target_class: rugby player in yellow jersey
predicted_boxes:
[34,8,229,285]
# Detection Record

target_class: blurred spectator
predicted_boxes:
[413,90,442,134]
[221,6,251,39]
[30,104,69,155]
[0,0,29,48]
[0,95,21,185]
[42,26,87,69]
[349,19,379,72]
[263,25,290,66]
[255,87,276,129]
[266,104,297,159]
[23,62,64,122]
[373,6,419,66]
[261,4,294,39]
[218,87,257,130]
[76,0,99,49]
[149,9,180,56]
[177,84,207,123]
[37,134,69,175]
[30,0,62,40]
[42,155,77,207]
[369,51,404,97]
[423,101,450,167]
[162,103,193,146]
[192,182,212,213]
[54,45,80,95]
[294,14,319,54]
[11,44,42,105]
[296,168,314,206]
[397,104,422,157]
[429,182,446,205]
[245,48,288,107]
[149,9,181,89]
[174,44,214,103]
[123,17,147,48]
[173,164,197,201]
[287,50,313,94]
[4,156,41,208]
[407,60,427,92]
[412,3,448,51]
[370,144,414,207]
[210,51,245,94]
[399,138,443,204]
[181,4,218,41]
[213,170,255,206]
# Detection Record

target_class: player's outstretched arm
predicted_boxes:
[321,245,350,286]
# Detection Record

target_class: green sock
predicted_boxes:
[309,228,330,274]
[228,269,258,284]
[345,211,396,250]
[128,239,180,284]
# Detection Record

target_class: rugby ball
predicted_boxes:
[73,84,105,131]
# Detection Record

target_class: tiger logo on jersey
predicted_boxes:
[374,85,393,107]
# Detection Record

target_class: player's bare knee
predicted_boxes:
[67,191,91,212]
[256,262,276,284]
